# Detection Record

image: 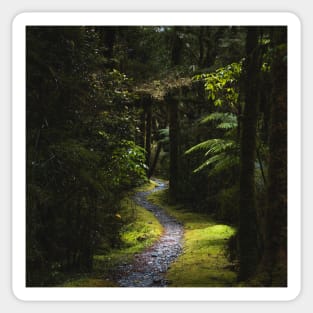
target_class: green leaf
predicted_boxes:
[214,99,222,106]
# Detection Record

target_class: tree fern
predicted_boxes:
[200,112,237,126]
[204,140,236,156]
[216,121,237,130]
[207,155,239,176]
[191,144,239,174]
[185,138,236,155]
[200,112,238,131]
[193,153,227,173]
[186,112,239,175]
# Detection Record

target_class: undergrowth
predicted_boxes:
[148,189,237,287]
[62,180,162,287]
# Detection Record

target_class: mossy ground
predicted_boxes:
[93,195,163,273]
[62,180,237,287]
[61,180,163,287]
[62,277,117,287]
[147,189,237,287]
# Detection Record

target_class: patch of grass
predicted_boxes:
[60,181,163,287]
[133,179,159,192]
[93,200,163,272]
[148,189,237,287]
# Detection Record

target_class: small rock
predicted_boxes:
[153,276,162,283]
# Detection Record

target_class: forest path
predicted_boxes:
[116,179,183,287]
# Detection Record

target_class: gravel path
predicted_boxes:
[117,180,183,287]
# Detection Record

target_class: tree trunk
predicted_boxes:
[104,27,116,59]
[167,27,183,202]
[238,27,261,281]
[139,104,146,150]
[198,27,204,67]
[263,27,287,286]
[145,99,152,169]
[148,142,162,178]
[169,91,180,202]
[171,27,183,66]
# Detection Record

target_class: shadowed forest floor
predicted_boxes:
[116,179,183,287]
[26,26,288,288]
[147,182,237,287]
[62,179,237,287]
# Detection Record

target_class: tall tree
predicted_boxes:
[26,26,147,285]
[168,90,180,202]
[145,97,152,169]
[168,27,183,202]
[238,27,262,281]
[263,27,288,286]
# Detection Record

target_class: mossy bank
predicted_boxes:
[148,189,237,287]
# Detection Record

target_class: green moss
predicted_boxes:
[148,189,237,287]
[93,201,163,270]
[60,181,163,287]
[62,277,117,287]
[133,179,159,192]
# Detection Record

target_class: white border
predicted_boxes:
[12,12,301,301]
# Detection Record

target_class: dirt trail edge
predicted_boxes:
[116,179,183,287]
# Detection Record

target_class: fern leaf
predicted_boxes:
[158,128,169,136]
[194,154,239,175]
[217,121,237,129]
[193,153,225,173]
[158,127,169,143]
[208,155,239,177]
[200,112,226,124]
[200,112,237,125]
[204,140,236,156]
[185,139,221,155]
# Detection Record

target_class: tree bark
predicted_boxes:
[168,27,183,202]
[148,142,162,178]
[263,27,287,286]
[169,91,180,202]
[145,99,152,169]
[238,27,261,281]
[139,104,146,150]
[198,27,204,67]
[171,27,183,66]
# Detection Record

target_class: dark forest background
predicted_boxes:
[26,26,287,287]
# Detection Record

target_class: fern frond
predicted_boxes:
[204,140,236,156]
[216,121,237,129]
[193,153,226,173]
[158,128,169,137]
[188,112,239,176]
[158,127,169,143]
[208,155,239,177]
[186,138,236,156]
[185,139,221,155]
[200,112,226,124]
[194,154,239,175]
[200,112,237,125]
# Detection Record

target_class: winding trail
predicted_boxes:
[117,180,184,287]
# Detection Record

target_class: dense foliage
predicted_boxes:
[26,27,147,285]
[26,26,287,287]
